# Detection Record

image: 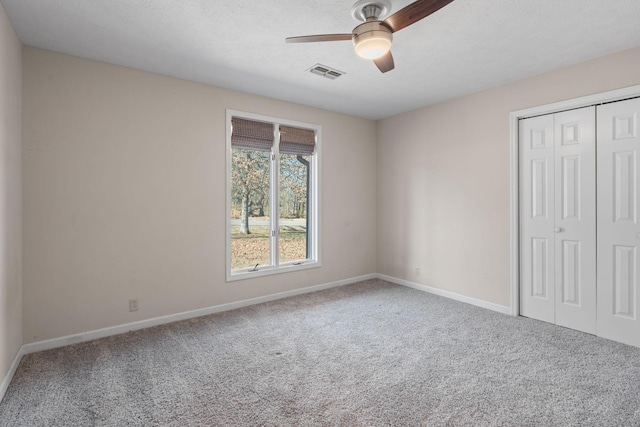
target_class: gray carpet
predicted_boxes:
[1,279,640,426]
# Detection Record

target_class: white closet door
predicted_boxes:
[520,114,555,323]
[597,98,640,347]
[520,107,596,334]
[553,107,596,334]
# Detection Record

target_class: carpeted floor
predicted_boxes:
[1,279,640,426]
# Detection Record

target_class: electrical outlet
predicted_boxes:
[415,267,420,276]
[129,299,138,312]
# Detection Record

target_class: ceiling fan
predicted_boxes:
[286,0,455,73]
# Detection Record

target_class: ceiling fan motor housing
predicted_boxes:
[351,0,392,21]
[353,20,393,59]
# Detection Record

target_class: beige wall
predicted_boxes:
[0,3,22,382]
[22,48,377,343]
[377,46,640,307]
[20,40,640,343]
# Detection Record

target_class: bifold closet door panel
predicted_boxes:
[520,107,596,334]
[597,97,640,348]
[553,107,596,334]
[520,114,556,324]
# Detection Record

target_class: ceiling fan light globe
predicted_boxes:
[353,30,392,59]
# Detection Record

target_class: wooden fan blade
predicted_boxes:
[383,0,454,33]
[286,34,352,43]
[373,51,395,73]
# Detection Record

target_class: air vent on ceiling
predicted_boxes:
[308,64,346,80]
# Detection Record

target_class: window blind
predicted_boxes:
[279,125,316,156]
[231,117,274,151]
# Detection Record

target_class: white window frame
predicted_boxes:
[226,109,321,281]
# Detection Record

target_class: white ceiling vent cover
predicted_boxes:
[308,64,346,80]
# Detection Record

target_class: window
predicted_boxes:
[226,110,320,280]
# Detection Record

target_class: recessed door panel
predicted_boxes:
[531,238,549,298]
[562,155,580,220]
[613,245,636,319]
[562,240,580,305]
[531,128,548,149]
[614,114,637,140]
[561,122,580,145]
[532,159,549,219]
[614,151,636,223]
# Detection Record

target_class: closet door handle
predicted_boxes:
[554,227,563,233]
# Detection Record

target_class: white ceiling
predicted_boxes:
[2,0,640,120]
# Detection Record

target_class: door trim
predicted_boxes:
[509,84,640,316]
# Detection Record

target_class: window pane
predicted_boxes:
[230,148,271,270]
[279,153,310,263]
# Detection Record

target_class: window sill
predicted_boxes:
[226,261,320,282]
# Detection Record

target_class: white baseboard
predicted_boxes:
[0,346,25,404]
[376,274,512,315]
[21,273,377,356]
